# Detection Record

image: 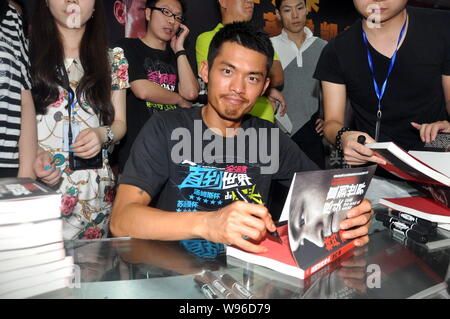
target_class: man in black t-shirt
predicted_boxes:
[314,0,450,201]
[116,0,199,172]
[111,22,374,254]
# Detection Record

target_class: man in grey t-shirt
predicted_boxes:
[271,0,326,168]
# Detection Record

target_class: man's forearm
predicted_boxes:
[177,55,199,101]
[269,60,284,89]
[110,203,209,241]
[132,81,185,105]
[324,120,344,145]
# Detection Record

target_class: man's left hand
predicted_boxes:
[339,199,373,247]
[170,23,189,53]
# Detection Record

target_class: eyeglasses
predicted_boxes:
[150,7,183,23]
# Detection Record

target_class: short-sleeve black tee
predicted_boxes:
[116,38,179,172]
[120,107,318,212]
[314,6,450,151]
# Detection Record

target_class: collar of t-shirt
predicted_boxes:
[215,23,224,30]
[276,27,317,69]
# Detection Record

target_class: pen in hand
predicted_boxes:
[234,189,282,244]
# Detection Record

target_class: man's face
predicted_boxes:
[276,0,307,34]
[200,42,270,122]
[221,0,254,22]
[353,0,408,23]
[146,0,182,42]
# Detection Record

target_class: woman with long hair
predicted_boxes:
[30,0,129,239]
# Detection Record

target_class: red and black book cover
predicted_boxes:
[366,142,450,186]
[0,178,56,201]
[409,181,450,209]
[288,165,376,278]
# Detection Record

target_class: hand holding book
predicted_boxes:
[339,199,374,247]
[338,130,386,166]
[411,121,450,144]
[227,166,377,279]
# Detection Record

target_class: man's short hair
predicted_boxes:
[145,0,185,12]
[275,0,306,10]
[207,21,274,75]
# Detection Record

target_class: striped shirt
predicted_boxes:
[0,4,31,169]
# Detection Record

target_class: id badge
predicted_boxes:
[63,120,81,152]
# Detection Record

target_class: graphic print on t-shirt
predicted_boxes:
[144,57,177,111]
[175,160,265,212]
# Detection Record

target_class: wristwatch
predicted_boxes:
[103,126,114,149]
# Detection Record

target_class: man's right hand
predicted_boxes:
[33,149,62,186]
[202,201,277,254]
[340,131,386,166]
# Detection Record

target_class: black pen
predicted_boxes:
[203,271,239,299]
[383,220,428,244]
[235,188,282,243]
[193,274,219,299]
[375,212,432,235]
[221,273,254,299]
[390,210,438,230]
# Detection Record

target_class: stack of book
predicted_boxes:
[0,178,74,298]
[367,135,450,242]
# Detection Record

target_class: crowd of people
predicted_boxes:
[0,0,449,255]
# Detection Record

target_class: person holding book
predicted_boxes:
[314,0,450,201]
[0,1,37,178]
[111,22,374,255]
[411,120,450,144]
[195,0,286,123]
[30,0,129,240]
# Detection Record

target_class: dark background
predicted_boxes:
[18,0,450,72]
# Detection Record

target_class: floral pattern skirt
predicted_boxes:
[57,159,115,240]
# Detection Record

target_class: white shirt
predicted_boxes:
[271,27,318,69]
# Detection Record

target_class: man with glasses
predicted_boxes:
[117,0,199,173]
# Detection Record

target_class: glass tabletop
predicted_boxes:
[37,224,450,299]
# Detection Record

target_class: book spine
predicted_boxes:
[304,241,356,279]
[409,182,450,209]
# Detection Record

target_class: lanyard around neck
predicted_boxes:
[362,16,408,140]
